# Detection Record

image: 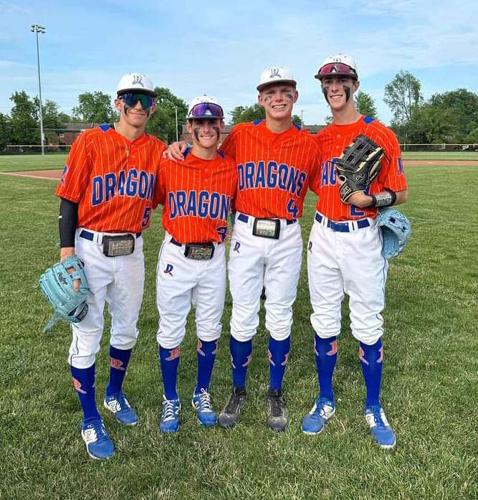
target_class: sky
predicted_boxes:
[1,0,477,126]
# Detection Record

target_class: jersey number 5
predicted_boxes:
[141,207,152,228]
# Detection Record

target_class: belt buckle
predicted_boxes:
[252,218,280,239]
[102,234,135,257]
[184,243,214,260]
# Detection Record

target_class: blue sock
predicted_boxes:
[230,336,252,390]
[159,345,180,400]
[359,339,383,407]
[106,345,132,397]
[195,339,218,394]
[268,336,290,391]
[71,364,100,423]
[314,335,337,403]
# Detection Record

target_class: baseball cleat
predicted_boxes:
[81,418,115,460]
[364,405,396,449]
[218,387,247,428]
[159,396,181,433]
[266,388,288,432]
[104,391,138,426]
[192,389,217,427]
[301,397,335,435]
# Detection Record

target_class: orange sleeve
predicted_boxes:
[55,131,91,203]
[377,128,408,193]
[220,126,237,159]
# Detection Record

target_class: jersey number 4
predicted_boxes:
[287,199,298,219]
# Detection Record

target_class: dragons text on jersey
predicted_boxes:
[56,124,166,233]
[156,150,237,244]
[221,120,320,220]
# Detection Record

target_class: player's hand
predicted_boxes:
[336,178,373,208]
[60,247,80,291]
[163,141,187,161]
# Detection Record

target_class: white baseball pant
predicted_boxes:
[228,213,303,342]
[307,212,388,345]
[156,232,226,349]
[68,228,145,369]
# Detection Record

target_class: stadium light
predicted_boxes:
[31,24,46,155]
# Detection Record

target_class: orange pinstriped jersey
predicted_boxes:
[311,116,408,221]
[156,149,237,244]
[220,120,320,220]
[56,125,166,233]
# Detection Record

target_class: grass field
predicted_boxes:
[0,150,478,173]
[0,155,477,499]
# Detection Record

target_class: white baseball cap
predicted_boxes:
[116,73,156,96]
[257,66,297,91]
[187,95,224,120]
[315,54,358,81]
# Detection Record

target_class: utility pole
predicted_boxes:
[31,24,46,155]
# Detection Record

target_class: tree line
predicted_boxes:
[1,70,478,150]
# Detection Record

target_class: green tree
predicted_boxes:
[230,104,265,124]
[9,91,38,144]
[403,104,457,144]
[355,91,378,119]
[33,98,68,143]
[229,103,302,126]
[73,91,115,124]
[147,87,187,143]
[384,70,423,125]
[0,112,11,151]
[428,89,478,142]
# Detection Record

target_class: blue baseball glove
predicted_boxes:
[376,208,411,259]
[39,255,90,332]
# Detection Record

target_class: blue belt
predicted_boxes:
[314,213,370,232]
[79,230,141,241]
[237,213,297,225]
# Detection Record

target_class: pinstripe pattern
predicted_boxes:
[157,152,237,244]
[221,120,320,219]
[311,116,408,221]
[56,126,166,233]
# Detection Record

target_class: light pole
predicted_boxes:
[174,105,178,142]
[31,24,46,155]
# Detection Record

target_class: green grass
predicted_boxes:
[0,150,477,174]
[0,160,477,499]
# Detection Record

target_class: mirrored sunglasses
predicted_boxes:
[189,102,224,119]
[120,93,155,110]
[316,63,357,80]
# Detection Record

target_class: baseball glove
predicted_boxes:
[336,134,384,202]
[376,208,412,259]
[39,255,90,332]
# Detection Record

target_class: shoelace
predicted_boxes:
[196,390,213,412]
[162,400,179,421]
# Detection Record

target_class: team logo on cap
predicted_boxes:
[132,74,144,87]
[270,68,281,79]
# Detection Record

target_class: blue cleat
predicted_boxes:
[81,418,115,460]
[364,405,396,449]
[159,396,181,433]
[192,389,217,427]
[104,391,138,426]
[301,397,335,435]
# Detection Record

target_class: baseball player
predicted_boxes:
[302,54,408,448]
[166,67,320,431]
[55,73,165,459]
[155,96,237,433]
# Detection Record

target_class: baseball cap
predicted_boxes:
[187,95,224,120]
[257,66,297,91]
[315,54,358,81]
[116,73,156,97]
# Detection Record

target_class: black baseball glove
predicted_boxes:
[335,134,384,203]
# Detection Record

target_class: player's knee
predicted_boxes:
[69,353,96,369]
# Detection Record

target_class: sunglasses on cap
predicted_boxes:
[315,63,357,80]
[188,102,224,120]
[120,92,155,110]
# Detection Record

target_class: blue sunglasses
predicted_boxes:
[120,92,155,110]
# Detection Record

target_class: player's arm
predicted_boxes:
[163,141,188,161]
[342,187,408,208]
[59,198,78,261]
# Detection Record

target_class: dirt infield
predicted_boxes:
[2,160,478,182]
